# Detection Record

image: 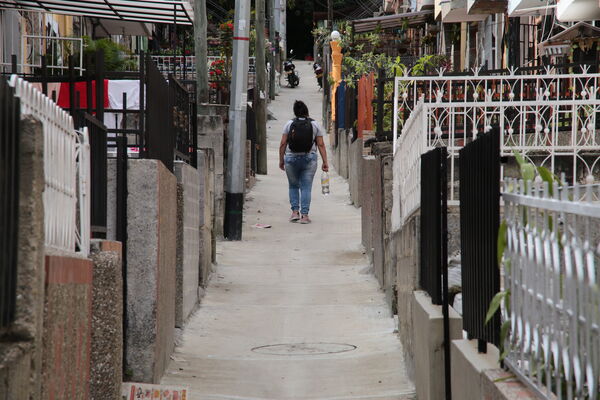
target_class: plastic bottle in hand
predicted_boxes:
[321,171,330,195]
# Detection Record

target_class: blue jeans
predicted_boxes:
[285,153,318,215]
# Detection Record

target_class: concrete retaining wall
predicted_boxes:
[174,162,201,327]
[394,213,420,378]
[198,149,215,285]
[125,160,177,383]
[451,339,500,400]
[348,138,363,208]
[339,129,349,179]
[412,291,462,400]
[0,116,45,399]
[89,240,123,400]
[198,114,225,238]
[361,156,377,263]
[42,254,93,400]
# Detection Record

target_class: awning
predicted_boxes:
[0,0,194,25]
[93,18,153,37]
[539,22,600,55]
[352,10,433,33]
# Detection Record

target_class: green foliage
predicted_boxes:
[488,151,564,363]
[83,37,133,72]
[411,54,451,76]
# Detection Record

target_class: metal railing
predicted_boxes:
[502,179,600,399]
[393,97,600,218]
[0,78,20,329]
[125,55,256,81]
[394,99,426,225]
[169,75,197,168]
[419,146,452,399]
[459,128,501,349]
[9,75,90,256]
[393,65,600,125]
[146,57,174,171]
[1,36,84,76]
[76,112,108,238]
[419,146,448,305]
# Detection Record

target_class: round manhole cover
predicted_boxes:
[251,343,357,356]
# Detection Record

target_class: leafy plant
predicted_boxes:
[486,150,562,361]
[83,36,133,72]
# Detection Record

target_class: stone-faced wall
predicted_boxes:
[198,149,215,286]
[42,254,93,400]
[0,117,45,399]
[198,114,225,238]
[348,137,363,208]
[174,162,201,327]
[89,240,123,400]
[361,156,376,262]
[394,214,420,380]
[125,160,177,383]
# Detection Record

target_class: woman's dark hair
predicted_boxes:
[293,100,309,118]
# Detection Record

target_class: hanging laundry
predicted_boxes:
[335,81,346,131]
[56,80,109,110]
[107,80,143,130]
[357,73,375,138]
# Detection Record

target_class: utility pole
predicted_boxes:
[194,0,209,108]
[269,0,276,100]
[255,0,268,174]
[224,0,251,240]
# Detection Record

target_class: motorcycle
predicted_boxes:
[313,61,323,90]
[283,50,299,88]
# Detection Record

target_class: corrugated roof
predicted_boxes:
[352,10,433,33]
[0,0,194,25]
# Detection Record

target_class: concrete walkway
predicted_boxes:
[161,63,415,400]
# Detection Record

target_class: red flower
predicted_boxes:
[215,69,223,75]
[210,83,217,89]
[210,70,215,75]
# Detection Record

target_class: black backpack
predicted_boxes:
[288,118,314,153]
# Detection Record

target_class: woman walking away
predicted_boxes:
[279,100,329,224]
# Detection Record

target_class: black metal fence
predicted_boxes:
[459,127,501,350]
[0,78,20,329]
[169,75,197,168]
[419,146,451,399]
[76,112,108,238]
[420,147,448,305]
[146,58,174,171]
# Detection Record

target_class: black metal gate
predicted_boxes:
[459,128,501,350]
[420,146,451,400]
[0,78,20,329]
[420,147,448,305]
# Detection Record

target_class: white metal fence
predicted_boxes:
[392,95,600,224]
[393,65,600,118]
[8,75,90,256]
[126,55,257,80]
[502,179,600,399]
[394,99,426,226]
[0,35,84,76]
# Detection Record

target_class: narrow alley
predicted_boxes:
[160,63,415,399]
